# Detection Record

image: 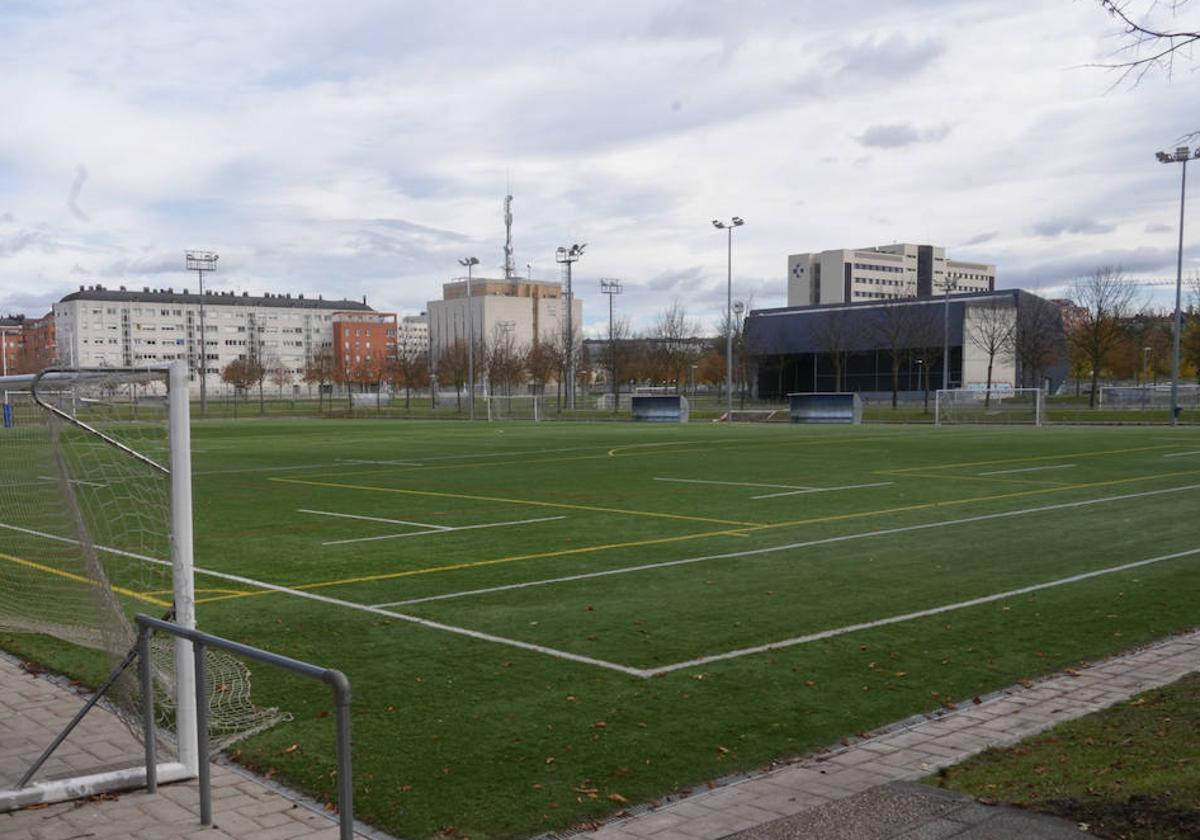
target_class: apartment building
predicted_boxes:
[331,310,398,382]
[397,314,429,360]
[787,243,996,307]
[53,285,373,394]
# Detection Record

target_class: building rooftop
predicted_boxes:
[59,284,373,311]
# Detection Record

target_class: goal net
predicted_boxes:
[0,364,285,810]
[484,393,542,421]
[935,387,1045,426]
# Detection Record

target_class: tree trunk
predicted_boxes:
[1089,369,1100,408]
[984,356,994,409]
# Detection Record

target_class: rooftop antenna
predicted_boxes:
[503,190,516,280]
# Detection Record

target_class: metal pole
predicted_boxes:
[139,627,156,793]
[332,671,355,840]
[608,288,615,408]
[193,641,211,826]
[1171,158,1187,426]
[942,280,951,390]
[168,360,198,774]
[197,270,207,416]
[466,264,475,421]
[566,261,575,411]
[726,226,733,419]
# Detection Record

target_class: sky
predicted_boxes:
[1,0,1198,336]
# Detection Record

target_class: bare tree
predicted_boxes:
[872,304,919,408]
[436,339,469,412]
[652,300,700,392]
[390,347,430,410]
[967,299,1018,407]
[1094,1,1199,90]
[1067,266,1143,407]
[814,307,863,393]
[303,350,335,412]
[267,356,292,399]
[1014,297,1064,391]
[906,305,945,413]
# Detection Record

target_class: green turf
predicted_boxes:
[3,418,1200,838]
[930,673,1200,839]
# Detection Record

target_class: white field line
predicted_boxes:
[0,520,645,677]
[37,475,107,488]
[645,546,1200,676]
[752,481,894,500]
[322,515,566,546]
[372,481,1200,608]
[0,521,172,568]
[1163,450,1200,458]
[335,458,424,466]
[298,508,453,531]
[978,464,1076,476]
[6,494,1200,678]
[654,477,814,491]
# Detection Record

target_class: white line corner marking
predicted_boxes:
[297,508,566,546]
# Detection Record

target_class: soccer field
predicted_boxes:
[7,418,1200,837]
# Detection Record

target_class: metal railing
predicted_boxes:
[135,614,354,840]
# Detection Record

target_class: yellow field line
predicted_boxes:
[205,468,1200,604]
[879,444,1176,475]
[0,550,171,608]
[267,477,761,527]
[194,526,749,604]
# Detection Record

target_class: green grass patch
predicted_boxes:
[930,672,1200,840]
[3,419,1200,837]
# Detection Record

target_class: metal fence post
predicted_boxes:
[193,641,211,826]
[138,627,156,794]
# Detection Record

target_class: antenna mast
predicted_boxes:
[503,194,516,280]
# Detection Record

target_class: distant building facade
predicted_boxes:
[331,310,397,383]
[397,314,429,360]
[53,285,373,394]
[427,277,582,358]
[745,290,1066,398]
[787,243,996,307]
[0,313,57,376]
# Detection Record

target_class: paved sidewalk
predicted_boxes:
[590,629,1200,840]
[0,652,380,840]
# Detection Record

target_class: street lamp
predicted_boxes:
[712,217,745,419]
[1155,144,1199,426]
[458,256,480,420]
[185,250,218,415]
[600,278,623,410]
[555,243,586,410]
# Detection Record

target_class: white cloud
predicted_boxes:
[1,0,1198,327]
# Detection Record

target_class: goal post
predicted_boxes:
[935,387,1045,426]
[484,393,542,422]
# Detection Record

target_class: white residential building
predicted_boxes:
[397,314,429,360]
[788,243,996,307]
[53,285,374,395]
[427,277,582,358]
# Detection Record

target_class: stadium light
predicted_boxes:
[555,244,586,410]
[1155,144,1199,426]
[600,279,623,410]
[941,274,958,389]
[459,256,480,420]
[185,251,218,416]
[712,217,745,419]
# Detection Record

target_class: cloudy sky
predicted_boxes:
[2,0,1197,334]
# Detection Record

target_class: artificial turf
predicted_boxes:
[3,418,1200,838]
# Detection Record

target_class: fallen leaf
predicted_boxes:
[608,793,629,804]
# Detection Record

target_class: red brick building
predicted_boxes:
[332,311,397,385]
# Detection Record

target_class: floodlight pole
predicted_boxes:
[941,277,956,390]
[185,251,218,416]
[600,279,622,409]
[1156,145,1198,426]
[555,244,586,410]
[712,217,745,419]
[459,257,479,420]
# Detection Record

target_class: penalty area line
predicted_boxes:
[321,515,567,546]
[645,545,1200,676]
[654,477,815,491]
[752,481,894,500]
[977,464,1076,476]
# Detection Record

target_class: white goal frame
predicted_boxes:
[484,393,542,422]
[0,361,198,810]
[935,387,1045,427]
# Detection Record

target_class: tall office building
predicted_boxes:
[788,243,996,306]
